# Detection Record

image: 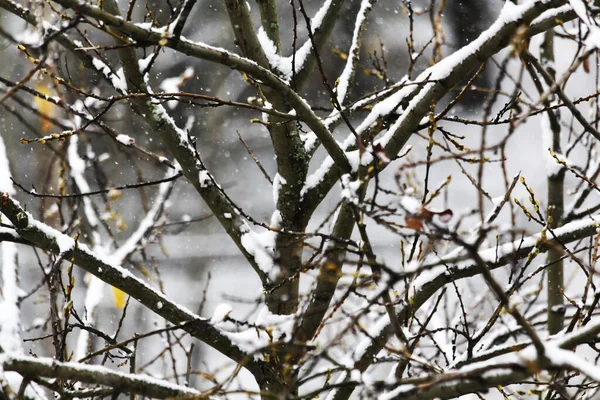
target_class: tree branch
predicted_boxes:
[1,354,204,399]
[300,0,572,233]
[331,210,600,400]
[0,194,264,376]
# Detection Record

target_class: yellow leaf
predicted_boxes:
[34,83,56,133]
[332,48,348,60]
[117,216,127,231]
[112,286,126,309]
[108,188,122,201]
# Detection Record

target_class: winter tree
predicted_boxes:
[1,0,600,398]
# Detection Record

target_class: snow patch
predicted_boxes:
[0,243,22,354]
[199,170,212,188]
[273,173,287,205]
[239,213,281,280]
[340,174,361,205]
[92,57,127,93]
[159,67,194,109]
[0,132,15,194]
[116,134,135,146]
[211,304,232,324]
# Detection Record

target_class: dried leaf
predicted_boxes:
[112,286,126,309]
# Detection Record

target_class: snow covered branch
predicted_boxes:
[0,194,262,375]
[330,213,600,400]
[378,319,600,400]
[2,0,600,398]
[1,354,203,398]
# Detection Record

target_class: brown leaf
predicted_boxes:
[405,216,423,230]
[583,55,590,73]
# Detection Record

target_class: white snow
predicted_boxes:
[256,0,335,83]
[375,0,542,148]
[239,212,281,280]
[301,156,334,197]
[108,174,173,264]
[0,228,20,241]
[353,313,390,361]
[257,27,286,77]
[340,174,361,205]
[138,54,154,73]
[0,131,15,195]
[75,162,165,359]
[0,137,48,400]
[98,152,111,162]
[2,370,45,399]
[74,276,105,360]
[240,223,278,280]
[544,345,600,381]
[360,149,374,166]
[198,170,212,188]
[352,76,413,139]
[568,0,600,49]
[159,67,194,109]
[377,318,600,400]
[149,100,191,146]
[91,57,127,93]
[311,0,333,30]
[325,371,348,400]
[223,305,298,360]
[409,213,600,302]
[116,134,135,146]
[345,150,360,172]
[0,353,200,396]
[4,196,207,347]
[273,173,287,205]
[585,29,600,50]
[29,218,75,254]
[399,196,422,214]
[300,130,318,153]
[14,28,42,46]
[68,136,101,237]
[335,0,373,104]
[0,242,22,354]
[210,304,232,324]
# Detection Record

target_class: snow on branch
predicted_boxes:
[377,319,600,400]
[221,305,300,361]
[379,0,565,153]
[91,57,127,94]
[45,0,352,176]
[257,0,341,84]
[0,194,256,368]
[568,0,600,49]
[67,135,101,235]
[240,211,281,283]
[0,241,20,354]
[41,0,354,288]
[0,131,14,196]
[109,175,173,263]
[303,0,572,210]
[0,132,22,355]
[3,0,600,398]
[0,131,48,400]
[334,0,376,105]
[331,211,600,400]
[1,353,202,399]
[74,170,175,360]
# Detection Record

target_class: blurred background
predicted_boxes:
[2,0,598,396]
